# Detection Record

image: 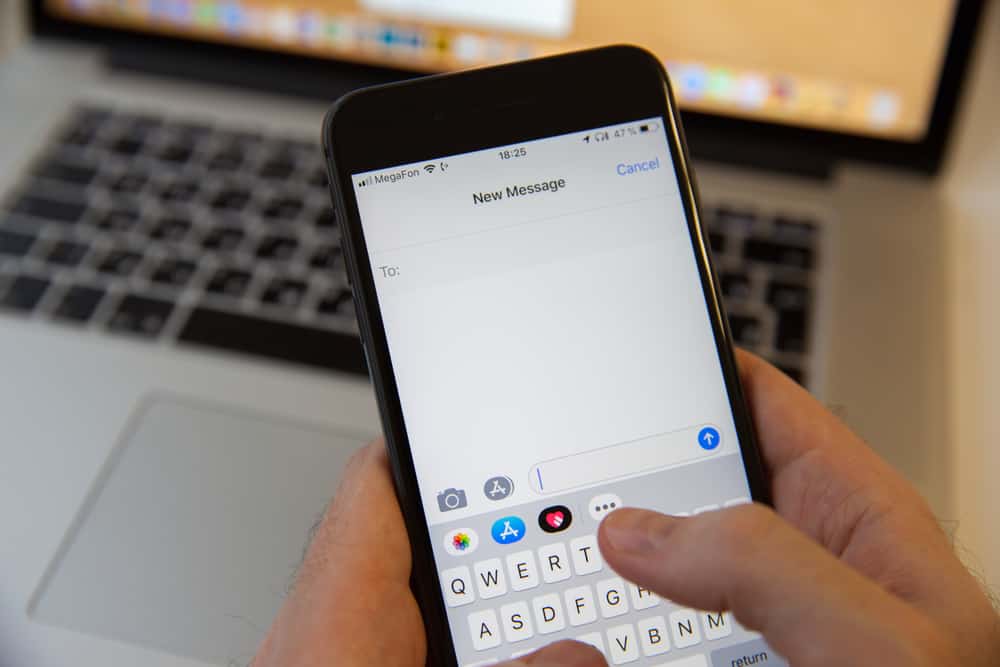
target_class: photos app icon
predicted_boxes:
[443,528,479,556]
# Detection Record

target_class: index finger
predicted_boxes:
[298,440,411,587]
[735,349,862,474]
[734,350,931,548]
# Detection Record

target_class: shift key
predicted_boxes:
[711,638,789,667]
[11,192,86,224]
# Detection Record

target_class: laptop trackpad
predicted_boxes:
[29,395,368,665]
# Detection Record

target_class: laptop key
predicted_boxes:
[160,179,200,202]
[74,106,113,128]
[206,147,245,172]
[35,158,98,187]
[744,238,814,269]
[713,206,757,229]
[1,275,49,311]
[261,278,307,308]
[0,229,35,257]
[97,249,143,277]
[766,281,810,310]
[122,113,163,136]
[211,187,251,211]
[110,136,144,156]
[110,169,150,195]
[310,244,343,270]
[708,231,725,254]
[728,314,763,347]
[149,216,192,243]
[151,258,196,287]
[222,130,262,149]
[60,124,97,148]
[201,226,244,252]
[261,196,303,222]
[259,156,295,180]
[286,138,317,154]
[315,207,337,229]
[60,106,110,147]
[11,192,86,225]
[256,235,297,260]
[206,267,251,297]
[721,272,751,300]
[158,143,194,165]
[308,167,328,189]
[774,216,817,238]
[53,285,104,322]
[775,309,808,353]
[46,240,89,267]
[317,288,353,316]
[180,307,368,375]
[95,206,141,232]
[108,294,173,337]
[170,120,213,140]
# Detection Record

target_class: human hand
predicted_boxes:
[251,441,604,667]
[598,351,1000,666]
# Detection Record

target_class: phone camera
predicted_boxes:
[437,488,468,512]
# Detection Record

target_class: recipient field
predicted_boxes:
[370,195,673,295]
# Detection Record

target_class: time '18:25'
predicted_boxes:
[498,147,527,160]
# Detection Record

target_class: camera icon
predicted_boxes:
[437,487,468,512]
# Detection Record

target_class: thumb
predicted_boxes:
[496,640,608,666]
[598,505,942,666]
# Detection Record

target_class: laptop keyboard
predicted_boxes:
[0,105,819,385]
[702,205,818,385]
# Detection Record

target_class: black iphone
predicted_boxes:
[322,46,769,667]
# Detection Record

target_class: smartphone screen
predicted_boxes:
[350,117,762,666]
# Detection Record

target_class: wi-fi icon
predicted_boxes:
[423,164,437,174]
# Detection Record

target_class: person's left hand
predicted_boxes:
[251,441,605,667]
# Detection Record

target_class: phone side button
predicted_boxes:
[361,340,373,379]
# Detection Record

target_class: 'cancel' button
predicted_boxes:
[616,157,660,175]
[710,638,789,667]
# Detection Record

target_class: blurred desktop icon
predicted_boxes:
[869,91,903,129]
[678,64,709,101]
[736,73,769,110]
[770,75,796,109]
[0,1,988,666]
[267,7,295,41]
[707,68,736,103]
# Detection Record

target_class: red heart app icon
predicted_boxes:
[538,505,572,533]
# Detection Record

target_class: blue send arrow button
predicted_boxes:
[698,426,721,451]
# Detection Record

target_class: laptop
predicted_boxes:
[0,1,986,665]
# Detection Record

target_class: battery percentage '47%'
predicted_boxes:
[582,122,659,144]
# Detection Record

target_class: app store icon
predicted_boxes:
[491,516,526,545]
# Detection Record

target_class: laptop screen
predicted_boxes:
[47,0,959,141]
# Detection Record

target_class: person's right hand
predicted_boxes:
[595,351,1000,666]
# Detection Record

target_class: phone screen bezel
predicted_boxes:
[322,45,769,665]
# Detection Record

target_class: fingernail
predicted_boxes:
[601,509,678,556]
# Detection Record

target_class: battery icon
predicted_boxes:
[639,124,650,132]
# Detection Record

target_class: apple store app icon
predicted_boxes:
[483,475,514,501]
